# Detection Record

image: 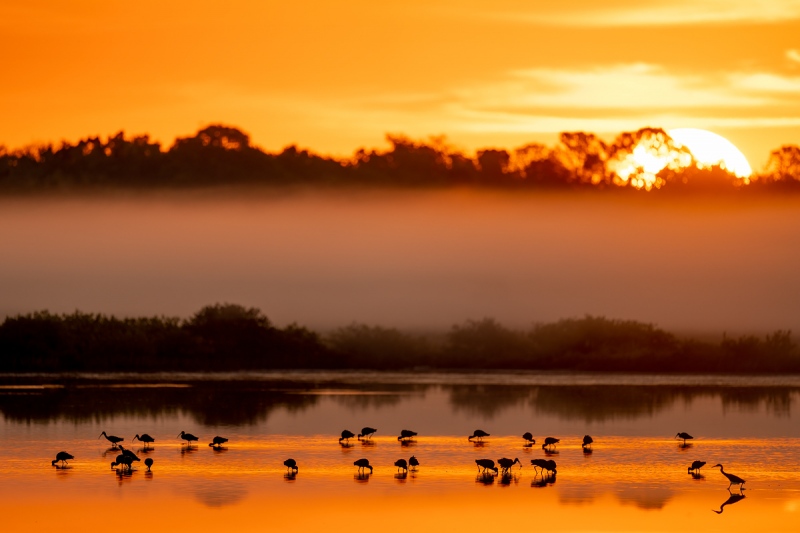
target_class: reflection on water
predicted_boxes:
[2,372,800,532]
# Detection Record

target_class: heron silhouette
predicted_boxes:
[340,430,356,443]
[398,429,417,441]
[209,436,228,448]
[475,459,498,474]
[178,431,199,445]
[582,435,593,450]
[713,491,746,514]
[394,458,408,472]
[144,458,154,472]
[497,457,521,473]
[99,431,124,447]
[468,429,490,442]
[522,432,536,445]
[409,455,419,470]
[688,460,706,474]
[676,432,693,446]
[284,458,298,473]
[354,458,373,473]
[542,437,560,451]
[358,427,377,440]
[52,451,74,467]
[132,434,155,447]
[713,464,746,491]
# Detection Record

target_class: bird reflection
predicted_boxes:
[212,446,229,453]
[137,447,154,455]
[284,472,298,482]
[180,445,198,455]
[498,472,519,486]
[354,473,370,483]
[339,441,354,449]
[678,442,693,451]
[471,441,486,448]
[543,448,559,456]
[530,473,556,488]
[360,439,376,447]
[582,447,593,456]
[399,439,416,448]
[394,472,408,482]
[102,447,119,458]
[713,491,746,514]
[691,472,705,480]
[475,473,495,485]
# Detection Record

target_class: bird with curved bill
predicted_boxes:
[397,429,417,441]
[52,451,74,467]
[394,458,408,472]
[339,430,356,443]
[178,431,199,445]
[358,427,377,440]
[497,457,521,473]
[132,434,155,447]
[522,432,536,445]
[676,432,693,446]
[99,431,124,447]
[688,460,706,474]
[468,429,490,442]
[209,436,228,448]
[475,458,498,474]
[713,464,746,492]
[542,437,560,451]
[354,458,373,473]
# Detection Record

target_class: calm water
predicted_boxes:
[2,372,799,532]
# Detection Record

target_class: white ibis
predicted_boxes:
[99,431,124,447]
[132,434,155,446]
[582,435,593,449]
[394,458,408,472]
[354,458,373,473]
[497,457,521,472]
[475,459,498,474]
[340,430,356,443]
[688,460,706,474]
[522,432,536,444]
[178,431,199,444]
[398,429,417,441]
[468,429,490,441]
[52,451,74,466]
[358,427,377,440]
[144,458,154,471]
[409,455,419,470]
[713,464,746,491]
[542,437,560,451]
[676,432,693,445]
[209,436,228,448]
[284,458,298,473]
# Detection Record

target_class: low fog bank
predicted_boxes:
[1,190,798,336]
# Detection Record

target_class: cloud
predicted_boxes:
[487,0,800,27]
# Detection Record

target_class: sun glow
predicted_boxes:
[668,128,753,178]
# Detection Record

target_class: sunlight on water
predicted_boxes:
[2,373,799,532]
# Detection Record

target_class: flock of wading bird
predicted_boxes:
[51,427,747,493]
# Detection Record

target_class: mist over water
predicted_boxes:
[1,190,799,335]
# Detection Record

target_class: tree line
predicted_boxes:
[1,304,797,373]
[1,125,799,192]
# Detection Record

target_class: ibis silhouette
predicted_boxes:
[522,432,536,445]
[582,435,593,449]
[713,464,746,491]
[409,455,419,470]
[358,427,377,440]
[284,458,298,473]
[542,437,560,451]
[209,436,228,448]
[132,434,155,446]
[497,457,521,472]
[398,429,417,441]
[178,431,199,445]
[676,432,693,446]
[354,458,373,473]
[52,451,74,467]
[144,458,154,471]
[475,459,498,474]
[117,445,140,462]
[468,429,490,441]
[111,453,134,470]
[394,458,408,472]
[99,431,124,447]
[340,430,356,443]
[688,460,706,474]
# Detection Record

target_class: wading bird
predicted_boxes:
[178,431,199,445]
[542,437,560,451]
[144,458,153,471]
[468,429,490,441]
[111,454,134,471]
[713,464,746,491]
[497,457,521,473]
[284,458,298,473]
[354,458,373,473]
[209,436,228,448]
[358,427,377,440]
[530,458,547,474]
[132,434,155,446]
[582,435,593,449]
[543,459,557,475]
[99,431,124,447]
[398,429,417,441]
[688,460,706,474]
[117,445,140,462]
[339,430,356,443]
[676,432,693,446]
[394,458,408,472]
[409,456,419,470]
[52,451,74,467]
[475,459,498,474]
[522,432,536,445]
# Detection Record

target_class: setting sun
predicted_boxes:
[668,128,753,179]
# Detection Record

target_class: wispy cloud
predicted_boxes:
[489,0,800,27]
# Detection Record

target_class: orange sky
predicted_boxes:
[2,0,800,169]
